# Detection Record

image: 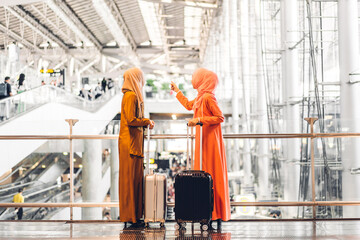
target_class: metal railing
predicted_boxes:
[1,117,360,221]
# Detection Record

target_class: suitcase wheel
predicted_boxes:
[145,222,149,228]
[201,224,209,231]
[174,222,186,230]
[174,223,180,230]
[160,222,165,228]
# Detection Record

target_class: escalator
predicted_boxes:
[0,85,120,124]
[0,84,122,180]
[0,152,72,219]
[0,140,112,220]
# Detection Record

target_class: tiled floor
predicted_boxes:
[0,221,360,239]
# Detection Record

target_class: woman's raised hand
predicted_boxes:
[170,81,180,93]
[149,120,155,129]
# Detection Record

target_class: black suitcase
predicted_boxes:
[174,123,214,231]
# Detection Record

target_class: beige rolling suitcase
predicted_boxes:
[144,126,167,227]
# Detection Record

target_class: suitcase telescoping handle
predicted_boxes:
[145,125,151,175]
[186,122,203,171]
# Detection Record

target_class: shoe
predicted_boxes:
[129,221,145,228]
[208,221,216,231]
[217,219,222,230]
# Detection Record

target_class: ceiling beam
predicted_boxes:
[156,3,171,66]
[141,0,218,9]
[4,5,68,50]
[0,22,45,54]
[92,0,137,52]
[78,57,101,74]
[46,0,103,50]
[199,8,215,63]
[30,5,76,45]
[0,0,46,6]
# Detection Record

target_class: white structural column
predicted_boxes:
[223,0,231,100]
[281,0,300,217]
[255,0,270,200]
[229,0,239,135]
[82,139,103,220]
[338,0,360,217]
[229,0,241,185]
[110,140,119,220]
[239,0,252,189]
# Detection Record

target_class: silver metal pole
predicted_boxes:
[146,126,150,175]
[191,126,194,170]
[187,125,190,170]
[255,0,270,200]
[305,117,318,219]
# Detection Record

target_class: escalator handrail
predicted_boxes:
[0,181,35,193]
[25,181,69,199]
[0,152,50,185]
[0,85,119,103]
[0,167,22,185]
[0,85,120,113]
[25,168,82,199]
[0,85,43,104]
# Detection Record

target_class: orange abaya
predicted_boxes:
[176,68,231,221]
[118,68,150,223]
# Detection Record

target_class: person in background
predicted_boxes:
[270,209,282,218]
[94,82,102,99]
[13,188,24,220]
[107,78,114,90]
[118,67,155,227]
[88,89,94,101]
[16,73,27,113]
[17,73,26,94]
[0,76,13,121]
[0,76,12,100]
[171,68,231,230]
[79,88,86,99]
[41,80,46,86]
[103,212,112,220]
[101,77,107,92]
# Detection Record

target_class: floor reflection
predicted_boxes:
[119,226,231,239]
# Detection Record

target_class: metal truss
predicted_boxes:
[102,0,137,51]
[0,21,44,54]
[199,8,215,63]
[141,0,218,9]
[47,0,103,50]
[5,5,68,50]
[155,3,171,66]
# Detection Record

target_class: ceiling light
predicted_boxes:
[172,114,177,120]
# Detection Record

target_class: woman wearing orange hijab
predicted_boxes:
[171,68,231,229]
[118,68,154,227]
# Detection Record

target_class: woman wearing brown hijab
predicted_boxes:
[118,68,154,227]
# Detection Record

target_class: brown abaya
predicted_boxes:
[118,68,150,223]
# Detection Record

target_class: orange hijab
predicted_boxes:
[191,68,219,112]
[122,67,145,118]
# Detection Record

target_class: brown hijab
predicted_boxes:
[122,67,145,118]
